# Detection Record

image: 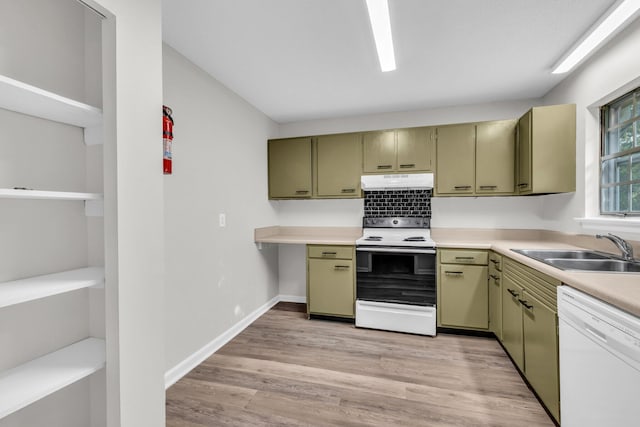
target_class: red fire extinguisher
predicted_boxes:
[163,105,174,175]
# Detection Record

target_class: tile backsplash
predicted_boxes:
[364,189,432,218]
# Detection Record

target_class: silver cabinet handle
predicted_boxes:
[341,188,356,193]
[507,288,519,297]
[295,190,309,194]
[479,185,497,190]
[322,251,337,256]
[454,185,471,190]
[455,256,475,260]
[518,183,529,188]
[334,265,350,270]
[377,165,393,169]
[490,259,500,264]
[399,164,415,168]
[445,271,464,276]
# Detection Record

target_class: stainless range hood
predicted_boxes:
[360,173,434,190]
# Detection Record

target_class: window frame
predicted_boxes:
[600,87,640,216]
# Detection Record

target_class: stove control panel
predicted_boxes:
[363,217,430,228]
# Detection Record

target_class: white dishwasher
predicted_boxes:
[558,286,640,427]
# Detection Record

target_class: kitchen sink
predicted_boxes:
[511,249,640,273]
[545,258,640,273]
[512,249,611,261]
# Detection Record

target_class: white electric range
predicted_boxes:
[355,217,437,336]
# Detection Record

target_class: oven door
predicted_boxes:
[356,247,436,306]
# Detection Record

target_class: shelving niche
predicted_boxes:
[0,338,105,419]
[0,61,106,424]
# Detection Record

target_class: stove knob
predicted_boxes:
[393,219,398,225]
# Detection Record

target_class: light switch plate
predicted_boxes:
[219,213,226,227]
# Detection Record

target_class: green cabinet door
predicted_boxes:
[522,290,559,422]
[308,258,354,317]
[268,137,312,199]
[529,104,577,194]
[501,276,524,371]
[316,133,362,197]
[396,127,434,172]
[363,130,396,173]
[476,120,516,194]
[488,262,502,341]
[517,104,576,195]
[517,111,532,194]
[435,124,476,194]
[439,264,488,329]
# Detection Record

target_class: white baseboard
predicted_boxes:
[164,294,306,389]
[278,294,306,303]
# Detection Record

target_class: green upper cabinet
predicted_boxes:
[517,104,576,195]
[476,120,516,195]
[517,112,532,193]
[435,123,476,194]
[363,130,396,173]
[396,127,435,172]
[266,103,574,200]
[363,128,434,174]
[268,137,312,199]
[315,133,362,198]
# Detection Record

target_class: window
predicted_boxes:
[601,87,640,215]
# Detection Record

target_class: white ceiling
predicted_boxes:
[162,0,616,123]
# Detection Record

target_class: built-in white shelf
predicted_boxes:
[0,74,103,145]
[0,337,105,419]
[0,267,105,309]
[0,74,102,128]
[0,188,103,201]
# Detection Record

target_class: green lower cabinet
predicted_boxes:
[501,276,524,371]
[307,245,355,318]
[502,257,560,423]
[488,263,502,341]
[439,264,488,329]
[522,290,560,422]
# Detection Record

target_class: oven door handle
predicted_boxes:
[356,247,436,254]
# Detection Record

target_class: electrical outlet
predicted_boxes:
[219,213,226,227]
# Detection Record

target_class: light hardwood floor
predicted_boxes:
[166,303,554,426]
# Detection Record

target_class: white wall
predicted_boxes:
[90,0,166,425]
[541,17,640,241]
[162,44,280,372]
[278,98,540,137]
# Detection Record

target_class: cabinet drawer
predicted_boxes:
[440,249,488,265]
[488,267,501,285]
[308,245,353,260]
[489,252,502,271]
[504,258,558,310]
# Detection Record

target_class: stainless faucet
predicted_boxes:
[596,233,635,261]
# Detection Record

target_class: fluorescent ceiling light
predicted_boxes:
[552,0,640,74]
[365,0,396,72]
